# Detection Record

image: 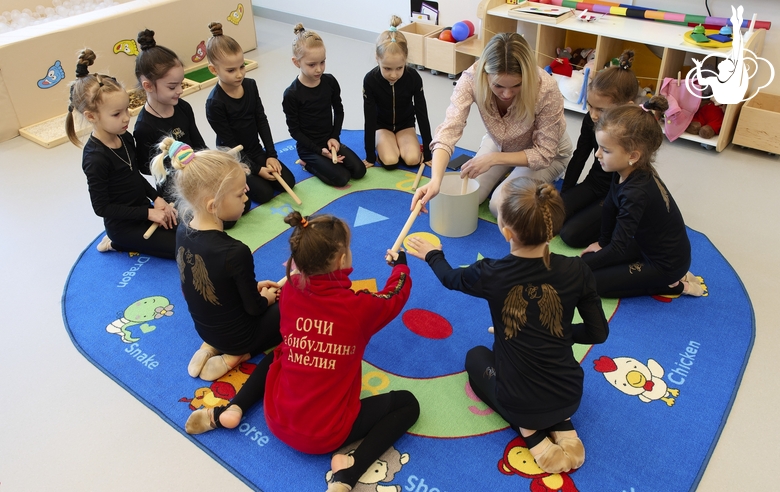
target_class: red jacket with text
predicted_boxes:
[264,265,411,453]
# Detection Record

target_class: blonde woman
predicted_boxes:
[412,32,572,217]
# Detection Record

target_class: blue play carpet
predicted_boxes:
[62,131,754,491]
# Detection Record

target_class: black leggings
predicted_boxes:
[560,180,605,248]
[465,346,577,431]
[106,219,177,260]
[297,144,366,187]
[218,367,418,489]
[245,161,297,205]
[332,390,419,487]
[582,240,687,298]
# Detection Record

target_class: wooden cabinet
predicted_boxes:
[462,0,766,152]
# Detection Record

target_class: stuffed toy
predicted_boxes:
[570,48,595,70]
[686,99,724,139]
[549,56,573,77]
[556,47,572,60]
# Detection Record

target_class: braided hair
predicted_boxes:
[499,178,565,269]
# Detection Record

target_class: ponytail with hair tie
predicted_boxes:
[168,141,195,167]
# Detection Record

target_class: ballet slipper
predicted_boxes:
[682,279,707,297]
[547,421,585,469]
[523,430,572,474]
[199,355,230,381]
[185,407,216,435]
[96,235,114,252]
[187,348,216,378]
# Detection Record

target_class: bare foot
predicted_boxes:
[330,453,354,474]
[218,405,243,429]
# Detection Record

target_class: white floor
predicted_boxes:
[1,16,778,491]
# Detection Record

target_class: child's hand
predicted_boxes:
[580,242,602,256]
[258,167,275,180]
[266,157,283,174]
[150,198,178,228]
[385,249,407,266]
[406,236,441,260]
[258,280,281,304]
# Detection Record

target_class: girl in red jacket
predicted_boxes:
[186,211,419,492]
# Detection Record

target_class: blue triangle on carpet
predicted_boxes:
[354,206,389,227]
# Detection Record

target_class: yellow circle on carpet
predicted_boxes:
[404,232,441,253]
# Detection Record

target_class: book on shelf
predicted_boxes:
[508,2,574,24]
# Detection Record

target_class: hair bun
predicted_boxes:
[536,182,557,199]
[293,23,306,35]
[137,29,156,51]
[645,94,670,113]
[284,210,304,228]
[209,22,223,37]
[75,49,95,77]
[618,49,635,70]
[390,15,402,28]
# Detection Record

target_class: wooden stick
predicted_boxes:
[272,171,302,205]
[411,162,426,191]
[461,176,469,195]
[389,201,423,254]
[144,144,244,239]
[330,146,338,164]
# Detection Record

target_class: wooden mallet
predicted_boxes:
[411,161,426,191]
[388,201,423,260]
[143,144,244,239]
[271,171,302,205]
[461,176,469,195]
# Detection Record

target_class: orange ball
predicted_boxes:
[438,28,455,42]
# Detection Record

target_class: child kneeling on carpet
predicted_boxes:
[408,178,609,474]
[151,138,282,381]
[580,96,707,298]
[67,49,178,259]
[361,15,433,170]
[185,211,419,492]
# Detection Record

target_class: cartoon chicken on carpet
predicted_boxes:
[593,355,680,406]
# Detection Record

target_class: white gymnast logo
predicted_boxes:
[684,5,774,104]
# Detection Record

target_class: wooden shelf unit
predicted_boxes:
[464,0,767,152]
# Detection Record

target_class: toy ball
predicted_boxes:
[451,21,469,42]
[463,20,475,36]
[439,28,455,43]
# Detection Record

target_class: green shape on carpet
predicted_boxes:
[227,169,617,438]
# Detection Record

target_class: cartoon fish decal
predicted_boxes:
[113,39,139,56]
[227,3,244,25]
[37,60,65,89]
[192,40,207,63]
